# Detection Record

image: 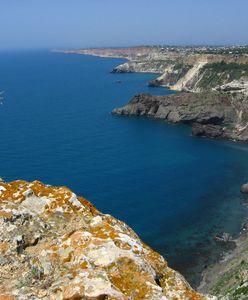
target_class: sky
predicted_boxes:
[0,0,248,49]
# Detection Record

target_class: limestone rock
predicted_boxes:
[215,80,248,96]
[0,180,213,299]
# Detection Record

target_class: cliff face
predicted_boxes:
[0,179,212,300]
[112,93,235,123]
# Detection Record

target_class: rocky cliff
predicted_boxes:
[0,179,213,300]
[112,92,248,142]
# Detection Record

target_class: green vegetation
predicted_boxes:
[211,270,234,295]
[210,259,248,299]
[206,61,248,73]
[197,62,248,89]
[233,286,248,299]
[173,62,192,71]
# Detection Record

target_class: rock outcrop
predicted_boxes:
[0,179,213,300]
[215,80,248,96]
[191,122,248,142]
[112,92,248,142]
[112,93,235,123]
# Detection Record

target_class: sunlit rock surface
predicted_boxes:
[0,180,213,299]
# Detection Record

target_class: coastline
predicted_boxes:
[57,50,248,282]
[51,48,166,79]
[51,49,128,59]
[50,49,248,296]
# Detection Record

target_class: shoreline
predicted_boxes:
[51,48,134,60]
[52,49,166,81]
[53,47,248,94]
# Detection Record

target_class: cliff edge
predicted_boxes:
[0,179,212,300]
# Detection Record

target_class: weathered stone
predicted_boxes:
[0,180,214,299]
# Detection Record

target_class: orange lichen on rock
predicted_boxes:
[0,179,214,300]
[0,210,13,219]
[0,295,13,300]
[0,242,9,252]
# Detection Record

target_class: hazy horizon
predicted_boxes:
[1,0,248,50]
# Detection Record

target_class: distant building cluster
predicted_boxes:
[156,45,248,55]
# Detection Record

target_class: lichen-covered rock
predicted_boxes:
[0,179,214,299]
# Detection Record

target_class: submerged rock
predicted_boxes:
[241,183,248,194]
[0,180,213,299]
[214,232,233,243]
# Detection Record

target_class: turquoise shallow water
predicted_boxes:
[0,51,248,285]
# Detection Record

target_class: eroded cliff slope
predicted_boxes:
[0,179,213,300]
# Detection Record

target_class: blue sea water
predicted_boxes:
[0,51,248,285]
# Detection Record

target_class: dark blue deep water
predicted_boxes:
[1,51,248,285]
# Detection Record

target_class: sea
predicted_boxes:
[0,50,248,286]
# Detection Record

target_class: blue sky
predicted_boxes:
[0,0,248,49]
